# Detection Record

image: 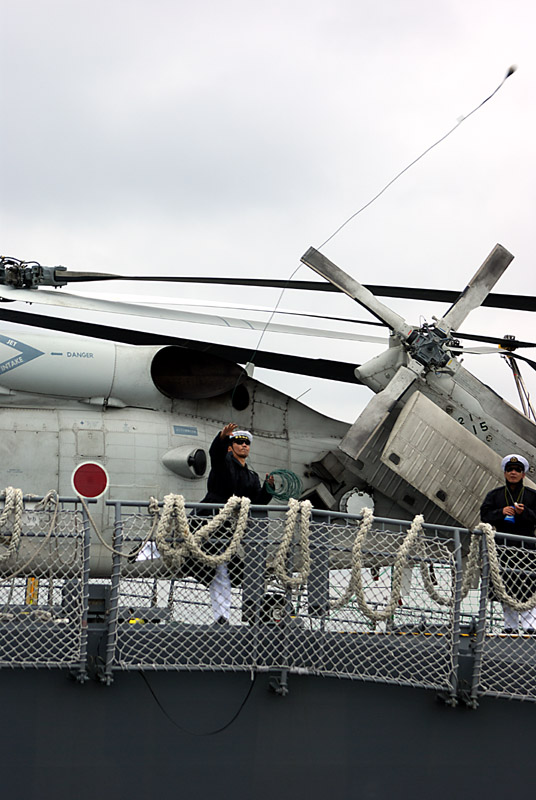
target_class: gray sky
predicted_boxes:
[1,0,535,422]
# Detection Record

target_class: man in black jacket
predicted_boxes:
[201,423,273,507]
[480,454,536,633]
[200,423,273,624]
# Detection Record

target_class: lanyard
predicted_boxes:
[505,484,524,506]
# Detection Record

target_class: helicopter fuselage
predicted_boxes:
[0,331,351,574]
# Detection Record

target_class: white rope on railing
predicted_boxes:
[477,521,536,612]
[94,492,536,616]
[418,529,482,607]
[0,489,77,584]
[153,494,251,573]
[1,490,66,579]
[77,496,128,557]
[419,557,453,607]
[272,499,312,590]
[329,506,374,611]
[460,531,483,600]
[331,509,430,621]
[0,487,24,562]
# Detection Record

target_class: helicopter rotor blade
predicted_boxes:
[0,285,388,345]
[69,274,536,311]
[0,306,363,384]
[4,255,535,311]
[339,363,422,459]
[451,346,502,354]
[7,278,533,351]
[453,332,536,350]
[300,247,412,336]
[452,346,536,357]
[436,244,514,334]
[144,296,536,350]
[171,298,536,350]
[54,273,536,311]
[44,292,536,350]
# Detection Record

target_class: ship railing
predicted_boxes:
[469,528,536,704]
[0,494,92,678]
[2,494,534,706]
[101,500,466,700]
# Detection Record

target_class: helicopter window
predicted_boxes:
[231,384,250,411]
[151,347,248,400]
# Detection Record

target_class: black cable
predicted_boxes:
[138,668,256,736]
[318,66,517,249]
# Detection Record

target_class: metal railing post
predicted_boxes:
[469,532,489,707]
[308,520,329,622]
[76,501,92,682]
[241,522,268,627]
[101,501,123,685]
[447,529,464,705]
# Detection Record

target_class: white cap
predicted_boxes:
[230,430,252,443]
[501,454,529,472]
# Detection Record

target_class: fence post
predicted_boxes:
[469,532,488,707]
[101,501,123,685]
[75,501,92,682]
[447,528,464,705]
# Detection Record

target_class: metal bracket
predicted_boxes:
[68,667,89,684]
[268,670,289,696]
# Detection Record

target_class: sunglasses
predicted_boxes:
[232,438,250,445]
[505,464,524,472]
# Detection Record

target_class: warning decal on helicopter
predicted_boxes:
[173,425,198,436]
[0,334,44,374]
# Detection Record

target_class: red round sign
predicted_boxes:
[72,462,109,499]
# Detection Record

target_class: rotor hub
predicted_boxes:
[406,325,453,370]
[0,257,67,289]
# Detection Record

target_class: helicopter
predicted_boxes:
[0,246,534,574]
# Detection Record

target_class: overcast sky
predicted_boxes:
[1,0,535,422]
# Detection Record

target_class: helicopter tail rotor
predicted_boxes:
[300,242,530,462]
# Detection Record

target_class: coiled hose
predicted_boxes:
[265,469,303,501]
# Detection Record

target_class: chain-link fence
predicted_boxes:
[471,530,536,702]
[1,491,535,705]
[0,493,90,675]
[102,500,466,700]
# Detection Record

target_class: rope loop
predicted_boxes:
[154,494,252,573]
[0,487,24,563]
[460,531,482,599]
[272,499,312,590]
[477,521,536,611]
[0,488,65,578]
[331,510,427,620]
